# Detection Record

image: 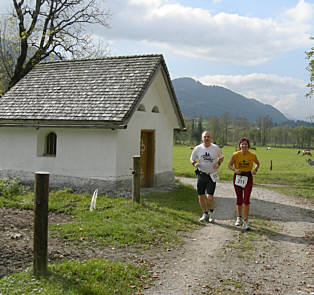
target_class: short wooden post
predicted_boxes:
[33,171,50,277]
[132,156,141,204]
[270,160,272,171]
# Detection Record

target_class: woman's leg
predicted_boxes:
[233,175,244,217]
[243,176,253,219]
[243,204,250,220]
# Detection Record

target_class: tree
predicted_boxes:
[208,116,222,144]
[220,112,231,145]
[305,37,314,98]
[196,116,203,141]
[0,0,110,91]
[257,115,273,146]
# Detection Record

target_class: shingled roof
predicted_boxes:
[0,54,185,129]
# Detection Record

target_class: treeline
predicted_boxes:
[174,113,314,149]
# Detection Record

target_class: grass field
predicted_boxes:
[173,144,314,200]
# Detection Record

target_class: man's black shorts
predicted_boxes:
[197,172,216,195]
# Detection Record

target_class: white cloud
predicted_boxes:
[284,0,314,23]
[102,0,314,65]
[196,73,314,121]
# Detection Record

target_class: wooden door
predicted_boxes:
[140,130,155,187]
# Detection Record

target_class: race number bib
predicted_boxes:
[210,171,220,182]
[235,175,248,188]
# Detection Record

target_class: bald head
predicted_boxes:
[201,131,212,147]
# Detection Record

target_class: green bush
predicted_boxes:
[0,178,27,198]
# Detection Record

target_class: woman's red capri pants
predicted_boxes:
[233,174,253,205]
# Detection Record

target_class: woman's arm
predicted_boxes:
[252,157,260,175]
[228,155,240,174]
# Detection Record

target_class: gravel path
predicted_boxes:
[142,177,314,295]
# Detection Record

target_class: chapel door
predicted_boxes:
[140,130,155,187]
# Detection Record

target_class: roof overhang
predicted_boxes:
[0,120,128,129]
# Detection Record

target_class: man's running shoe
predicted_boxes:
[199,212,209,223]
[208,212,215,223]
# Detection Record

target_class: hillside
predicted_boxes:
[172,77,288,124]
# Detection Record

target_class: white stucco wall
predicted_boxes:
[0,68,182,190]
[116,69,179,180]
[0,127,118,179]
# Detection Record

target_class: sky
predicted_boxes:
[0,0,314,122]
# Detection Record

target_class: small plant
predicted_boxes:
[0,177,27,198]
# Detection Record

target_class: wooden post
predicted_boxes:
[132,156,141,204]
[33,171,49,277]
[270,160,272,171]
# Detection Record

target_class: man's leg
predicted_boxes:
[207,194,214,211]
[198,194,208,212]
[197,175,209,222]
[199,194,209,222]
[207,194,215,223]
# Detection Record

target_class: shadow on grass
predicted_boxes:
[42,271,99,295]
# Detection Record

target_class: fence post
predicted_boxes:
[33,171,50,277]
[132,156,141,204]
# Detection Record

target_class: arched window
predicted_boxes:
[46,132,57,156]
[151,105,159,113]
[137,104,146,111]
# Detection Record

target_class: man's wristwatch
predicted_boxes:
[192,161,196,167]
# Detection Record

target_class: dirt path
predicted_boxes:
[142,177,314,295]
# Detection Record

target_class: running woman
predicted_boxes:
[228,137,260,230]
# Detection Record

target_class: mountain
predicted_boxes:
[172,77,288,124]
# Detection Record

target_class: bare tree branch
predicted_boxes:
[0,0,110,91]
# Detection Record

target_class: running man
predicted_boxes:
[190,131,224,223]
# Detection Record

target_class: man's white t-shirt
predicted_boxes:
[190,143,224,174]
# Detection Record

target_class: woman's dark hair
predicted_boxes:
[238,137,250,149]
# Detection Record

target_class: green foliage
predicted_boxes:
[0,259,150,295]
[174,115,314,148]
[0,178,24,197]
[0,178,30,207]
[305,36,314,98]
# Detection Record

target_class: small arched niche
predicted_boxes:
[137,104,146,112]
[151,105,159,113]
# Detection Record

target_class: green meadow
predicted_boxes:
[173,144,314,200]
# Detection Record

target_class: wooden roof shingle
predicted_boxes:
[0,54,185,129]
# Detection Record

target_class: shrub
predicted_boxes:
[0,178,27,198]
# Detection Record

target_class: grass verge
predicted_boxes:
[0,259,150,295]
[0,181,202,294]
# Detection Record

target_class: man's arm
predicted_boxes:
[214,156,223,169]
[190,147,200,168]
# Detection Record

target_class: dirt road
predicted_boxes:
[142,177,314,295]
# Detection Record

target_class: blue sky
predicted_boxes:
[0,0,313,121]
